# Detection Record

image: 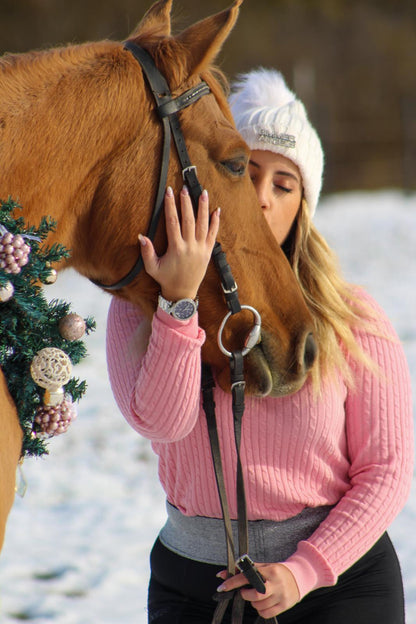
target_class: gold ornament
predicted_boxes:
[58,313,86,341]
[0,281,14,302]
[43,268,57,284]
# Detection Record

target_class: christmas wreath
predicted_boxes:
[0,198,95,458]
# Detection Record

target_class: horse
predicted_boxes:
[0,0,316,552]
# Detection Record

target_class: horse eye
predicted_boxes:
[221,158,247,177]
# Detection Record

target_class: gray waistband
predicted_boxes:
[159,502,332,565]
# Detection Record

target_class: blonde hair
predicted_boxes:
[287,199,376,390]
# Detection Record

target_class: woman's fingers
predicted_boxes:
[164,184,220,246]
[137,234,160,279]
[138,186,220,300]
[206,206,221,249]
[194,189,209,241]
[164,185,183,247]
[179,186,196,242]
[216,563,300,620]
[179,186,219,247]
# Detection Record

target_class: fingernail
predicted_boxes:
[215,572,224,579]
[166,186,173,197]
[201,189,208,201]
[216,583,226,592]
[182,185,189,195]
[217,207,221,216]
[138,234,146,246]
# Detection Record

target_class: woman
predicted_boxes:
[106,69,413,623]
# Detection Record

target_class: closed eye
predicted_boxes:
[275,184,292,194]
[220,157,247,177]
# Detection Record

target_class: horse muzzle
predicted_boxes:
[245,329,318,397]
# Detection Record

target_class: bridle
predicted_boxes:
[94,41,275,624]
[91,40,210,291]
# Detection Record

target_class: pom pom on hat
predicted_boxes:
[229,68,324,216]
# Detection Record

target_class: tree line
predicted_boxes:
[1,0,415,194]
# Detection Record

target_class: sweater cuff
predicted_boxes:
[155,306,201,340]
[281,541,337,599]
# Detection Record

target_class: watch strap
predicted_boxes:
[158,294,198,319]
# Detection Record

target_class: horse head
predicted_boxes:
[0,0,316,397]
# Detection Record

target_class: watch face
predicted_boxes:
[173,299,197,320]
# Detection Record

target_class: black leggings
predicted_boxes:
[147,533,405,624]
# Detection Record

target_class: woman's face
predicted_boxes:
[248,150,303,245]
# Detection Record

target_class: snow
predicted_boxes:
[0,190,415,623]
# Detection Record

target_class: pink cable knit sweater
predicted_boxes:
[106,288,413,599]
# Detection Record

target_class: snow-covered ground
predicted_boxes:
[0,190,415,623]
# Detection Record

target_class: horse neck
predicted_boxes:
[0,43,146,258]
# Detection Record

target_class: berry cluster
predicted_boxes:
[0,231,31,274]
[34,400,76,438]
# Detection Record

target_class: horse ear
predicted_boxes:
[128,0,172,39]
[175,0,243,77]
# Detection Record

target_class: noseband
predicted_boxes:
[93,42,272,624]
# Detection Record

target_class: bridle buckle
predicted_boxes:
[221,282,238,295]
[231,380,246,391]
[182,165,197,180]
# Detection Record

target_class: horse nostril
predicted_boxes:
[303,332,317,371]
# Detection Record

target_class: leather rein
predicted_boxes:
[94,41,275,624]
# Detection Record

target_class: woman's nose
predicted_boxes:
[256,182,270,210]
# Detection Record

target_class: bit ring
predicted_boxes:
[217,305,262,358]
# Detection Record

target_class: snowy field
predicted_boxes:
[0,190,415,623]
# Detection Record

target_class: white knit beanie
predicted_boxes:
[229,68,324,216]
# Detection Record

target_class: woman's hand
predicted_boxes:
[217,563,300,620]
[138,185,220,301]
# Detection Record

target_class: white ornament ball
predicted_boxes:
[59,313,86,341]
[30,347,72,391]
[0,281,14,302]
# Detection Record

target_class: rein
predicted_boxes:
[96,41,275,624]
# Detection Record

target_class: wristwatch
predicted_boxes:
[158,294,198,320]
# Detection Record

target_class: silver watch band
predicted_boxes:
[158,294,198,320]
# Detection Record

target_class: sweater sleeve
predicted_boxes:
[282,292,413,599]
[106,297,206,442]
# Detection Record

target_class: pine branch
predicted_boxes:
[0,198,95,458]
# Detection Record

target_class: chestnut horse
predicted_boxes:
[0,0,315,551]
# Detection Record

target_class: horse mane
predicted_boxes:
[0,41,134,155]
[0,32,230,119]
[0,42,111,82]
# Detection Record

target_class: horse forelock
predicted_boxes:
[130,36,191,91]
[132,26,230,95]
